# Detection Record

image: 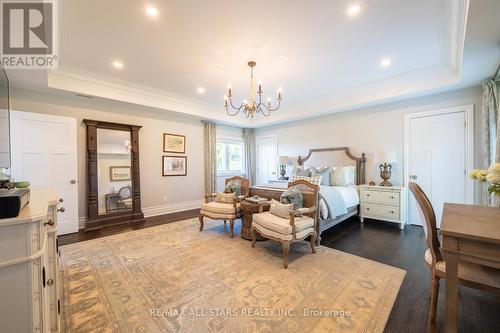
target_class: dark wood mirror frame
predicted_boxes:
[83,119,145,231]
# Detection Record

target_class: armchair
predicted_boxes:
[199,176,249,237]
[250,180,319,268]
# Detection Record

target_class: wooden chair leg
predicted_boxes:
[229,219,234,238]
[282,241,290,269]
[251,227,256,248]
[428,274,440,323]
[310,232,317,253]
[198,215,204,231]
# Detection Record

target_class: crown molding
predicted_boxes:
[47,66,247,126]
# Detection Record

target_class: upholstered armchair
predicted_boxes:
[250,180,319,268]
[199,176,250,237]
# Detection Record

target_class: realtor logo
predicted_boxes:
[1,0,58,69]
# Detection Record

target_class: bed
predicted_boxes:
[250,147,366,245]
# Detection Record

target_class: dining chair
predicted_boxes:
[408,182,500,324]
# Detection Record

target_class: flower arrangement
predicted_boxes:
[470,163,500,196]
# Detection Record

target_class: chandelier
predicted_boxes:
[224,61,282,118]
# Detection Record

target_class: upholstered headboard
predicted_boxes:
[297,147,366,185]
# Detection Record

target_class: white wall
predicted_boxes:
[10,87,206,223]
[256,86,485,204]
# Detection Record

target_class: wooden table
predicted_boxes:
[440,203,500,333]
[240,201,269,241]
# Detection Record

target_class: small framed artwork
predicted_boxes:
[162,156,187,176]
[163,133,186,153]
[110,166,131,181]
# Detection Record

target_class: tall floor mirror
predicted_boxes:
[83,120,144,230]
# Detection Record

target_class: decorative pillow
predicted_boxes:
[311,167,331,186]
[290,175,322,186]
[269,199,293,219]
[280,186,303,209]
[224,180,242,196]
[331,166,356,186]
[215,192,236,204]
[291,166,311,177]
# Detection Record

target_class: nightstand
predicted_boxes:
[359,185,408,229]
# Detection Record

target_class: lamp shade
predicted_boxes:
[278,156,289,165]
[377,150,397,164]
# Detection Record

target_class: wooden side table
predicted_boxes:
[240,201,269,241]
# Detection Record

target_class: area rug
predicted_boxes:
[60,218,405,333]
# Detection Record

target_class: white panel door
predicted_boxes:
[10,111,78,235]
[408,111,468,227]
[256,135,277,184]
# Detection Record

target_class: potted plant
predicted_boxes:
[470,163,500,207]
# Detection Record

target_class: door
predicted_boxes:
[256,135,277,184]
[10,111,78,235]
[406,107,473,227]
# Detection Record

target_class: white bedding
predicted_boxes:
[319,185,359,219]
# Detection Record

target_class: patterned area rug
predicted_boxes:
[60,218,405,333]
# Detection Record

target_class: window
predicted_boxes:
[216,140,245,174]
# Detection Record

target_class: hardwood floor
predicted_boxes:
[58,211,500,332]
[320,217,500,333]
[58,209,200,246]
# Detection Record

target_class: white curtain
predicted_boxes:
[482,79,499,205]
[243,128,256,185]
[204,122,217,194]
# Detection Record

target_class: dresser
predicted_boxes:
[359,185,408,229]
[0,186,63,332]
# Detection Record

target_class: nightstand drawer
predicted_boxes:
[361,190,399,205]
[362,203,400,220]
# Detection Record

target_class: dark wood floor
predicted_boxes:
[58,209,200,246]
[321,217,500,333]
[59,211,500,333]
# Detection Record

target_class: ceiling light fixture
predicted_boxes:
[197,87,206,94]
[145,6,158,17]
[224,61,282,118]
[112,61,124,69]
[347,4,361,17]
[380,58,392,67]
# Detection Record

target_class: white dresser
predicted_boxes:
[359,185,408,229]
[0,187,63,332]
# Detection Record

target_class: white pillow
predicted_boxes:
[331,166,356,186]
[269,199,293,219]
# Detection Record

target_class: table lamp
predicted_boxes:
[278,156,289,180]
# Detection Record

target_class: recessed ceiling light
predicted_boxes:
[197,87,206,94]
[347,4,361,17]
[112,61,124,69]
[145,6,159,17]
[380,58,392,68]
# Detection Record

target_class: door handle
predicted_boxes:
[70,179,77,184]
[410,175,418,180]
[57,207,65,213]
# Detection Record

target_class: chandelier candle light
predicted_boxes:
[224,61,282,118]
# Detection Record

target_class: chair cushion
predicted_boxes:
[215,192,236,204]
[425,249,500,289]
[253,211,314,235]
[201,202,240,214]
[269,199,293,218]
[253,223,314,241]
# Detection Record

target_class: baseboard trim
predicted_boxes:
[142,200,203,218]
[76,200,203,229]
[57,221,79,236]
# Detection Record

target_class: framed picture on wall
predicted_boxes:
[162,156,187,176]
[163,133,186,153]
[109,166,131,181]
